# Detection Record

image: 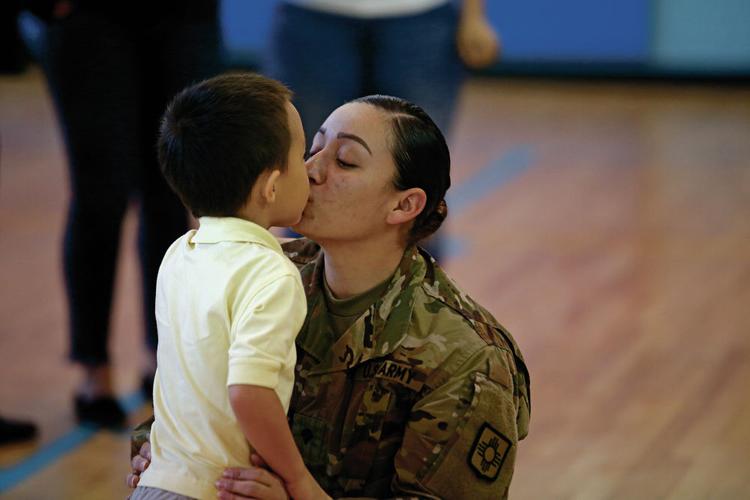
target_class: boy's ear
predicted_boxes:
[260,169,282,204]
[386,188,426,226]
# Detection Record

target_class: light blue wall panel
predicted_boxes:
[653,0,750,70]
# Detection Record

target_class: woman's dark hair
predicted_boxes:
[158,72,292,217]
[351,95,451,246]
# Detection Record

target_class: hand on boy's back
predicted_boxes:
[126,442,151,489]
[217,454,294,500]
[126,443,293,500]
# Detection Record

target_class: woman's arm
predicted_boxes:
[216,455,288,500]
[390,345,526,498]
[125,413,320,500]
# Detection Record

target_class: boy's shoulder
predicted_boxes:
[161,229,198,264]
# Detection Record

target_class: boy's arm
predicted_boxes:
[228,273,328,499]
[229,385,328,500]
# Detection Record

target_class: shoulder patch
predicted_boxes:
[468,422,512,481]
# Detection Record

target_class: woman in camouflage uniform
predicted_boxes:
[129,95,530,499]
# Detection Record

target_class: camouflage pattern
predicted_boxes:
[132,415,154,459]
[131,239,531,499]
[283,239,530,499]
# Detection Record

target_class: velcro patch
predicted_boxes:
[468,422,512,481]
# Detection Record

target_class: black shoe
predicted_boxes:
[141,373,154,402]
[74,395,126,428]
[0,416,38,445]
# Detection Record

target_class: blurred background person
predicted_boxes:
[0,0,30,74]
[29,0,224,428]
[267,0,499,260]
[0,415,37,445]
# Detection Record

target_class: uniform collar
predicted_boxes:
[191,216,283,254]
[296,245,426,374]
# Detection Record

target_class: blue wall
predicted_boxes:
[60,0,742,76]
[488,1,650,62]
[20,0,750,74]
[221,0,277,66]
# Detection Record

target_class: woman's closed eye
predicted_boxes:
[337,157,357,168]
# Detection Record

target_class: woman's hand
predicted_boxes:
[216,454,290,500]
[456,2,501,68]
[126,441,151,489]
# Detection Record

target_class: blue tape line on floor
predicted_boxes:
[447,145,534,217]
[0,391,145,493]
[443,145,534,258]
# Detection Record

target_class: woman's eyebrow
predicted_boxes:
[316,127,373,156]
[336,132,372,155]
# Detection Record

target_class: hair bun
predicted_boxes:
[411,198,448,244]
[435,198,448,219]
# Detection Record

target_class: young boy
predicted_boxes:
[131,73,327,500]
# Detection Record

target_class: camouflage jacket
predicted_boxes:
[284,239,530,499]
[132,239,531,499]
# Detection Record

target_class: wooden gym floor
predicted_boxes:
[1,67,749,499]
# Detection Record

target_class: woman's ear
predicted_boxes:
[260,169,282,204]
[386,188,426,226]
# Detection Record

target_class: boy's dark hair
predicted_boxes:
[351,95,451,246]
[158,72,292,217]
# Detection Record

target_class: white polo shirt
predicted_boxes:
[287,0,448,18]
[139,217,306,500]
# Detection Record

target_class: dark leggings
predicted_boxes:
[41,6,223,365]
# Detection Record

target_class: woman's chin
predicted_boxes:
[290,219,308,236]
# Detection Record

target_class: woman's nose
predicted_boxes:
[306,154,325,184]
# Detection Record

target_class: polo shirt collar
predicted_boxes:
[191,216,283,254]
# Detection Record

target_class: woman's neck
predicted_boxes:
[321,237,406,299]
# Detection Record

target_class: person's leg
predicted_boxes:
[41,10,143,425]
[0,416,37,445]
[0,0,27,73]
[370,4,465,135]
[370,5,466,260]
[268,2,365,147]
[136,9,224,388]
